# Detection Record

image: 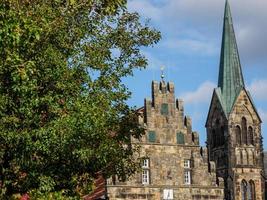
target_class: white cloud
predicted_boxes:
[248,79,267,101]
[163,38,218,56]
[180,81,216,105]
[128,0,267,65]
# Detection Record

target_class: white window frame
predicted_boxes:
[142,169,150,185]
[142,158,149,168]
[184,159,190,168]
[184,170,191,185]
[142,158,150,185]
[163,189,174,200]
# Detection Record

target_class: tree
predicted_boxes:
[0,0,161,199]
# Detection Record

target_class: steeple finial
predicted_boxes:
[160,66,165,81]
[217,0,245,114]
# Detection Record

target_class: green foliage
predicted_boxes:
[0,0,161,199]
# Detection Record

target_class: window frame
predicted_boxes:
[142,169,150,185]
[184,159,191,168]
[142,158,149,168]
[184,170,191,185]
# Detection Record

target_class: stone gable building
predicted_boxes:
[107,80,224,200]
[105,1,265,199]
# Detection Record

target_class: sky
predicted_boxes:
[124,0,267,148]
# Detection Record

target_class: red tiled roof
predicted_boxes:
[83,174,106,200]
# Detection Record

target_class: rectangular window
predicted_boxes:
[184,170,191,185]
[142,158,149,168]
[176,132,185,144]
[148,131,156,143]
[142,158,150,184]
[163,189,174,200]
[184,160,190,168]
[142,169,149,184]
[161,103,169,115]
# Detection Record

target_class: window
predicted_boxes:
[248,127,254,145]
[241,180,248,200]
[142,170,149,185]
[184,170,191,185]
[236,126,241,145]
[142,158,150,185]
[142,158,149,168]
[242,117,248,145]
[148,131,156,143]
[176,132,185,144]
[184,160,190,168]
[161,103,169,115]
[163,189,174,200]
[248,180,256,200]
[184,159,191,185]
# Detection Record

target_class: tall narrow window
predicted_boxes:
[248,180,256,200]
[241,180,248,200]
[236,126,241,145]
[242,117,248,145]
[184,171,191,185]
[142,170,149,185]
[248,127,254,145]
[184,159,191,185]
[142,158,150,185]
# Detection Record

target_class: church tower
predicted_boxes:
[206,1,265,199]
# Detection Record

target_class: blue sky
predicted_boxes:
[124,0,267,148]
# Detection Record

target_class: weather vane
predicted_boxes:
[160,66,165,81]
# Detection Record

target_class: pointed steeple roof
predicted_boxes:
[217,0,245,115]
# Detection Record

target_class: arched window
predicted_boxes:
[248,180,256,200]
[236,126,241,145]
[241,180,248,200]
[241,117,248,145]
[248,127,254,145]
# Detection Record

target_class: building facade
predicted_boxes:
[107,80,224,200]
[206,1,265,200]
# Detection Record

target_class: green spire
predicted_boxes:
[218,0,245,114]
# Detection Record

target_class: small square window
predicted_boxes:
[163,189,174,200]
[184,160,190,168]
[161,103,169,115]
[142,159,149,168]
[148,131,156,143]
